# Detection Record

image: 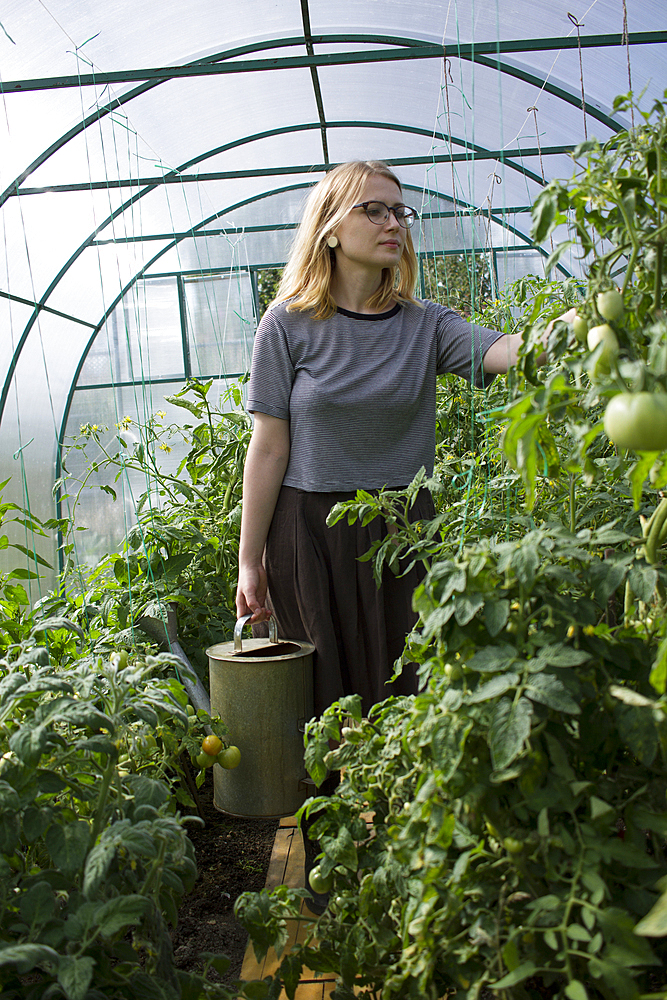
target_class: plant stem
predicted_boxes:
[89,757,116,847]
[644,497,667,564]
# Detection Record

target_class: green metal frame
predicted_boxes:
[18,147,573,195]
[2,31,663,94]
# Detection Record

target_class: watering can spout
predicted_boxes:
[136,603,210,715]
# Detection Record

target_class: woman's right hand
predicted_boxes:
[236,562,271,624]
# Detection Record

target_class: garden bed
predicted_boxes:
[172,775,278,988]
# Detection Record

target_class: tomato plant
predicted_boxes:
[55,379,252,679]
[237,513,667,999]
[0,630,237,999]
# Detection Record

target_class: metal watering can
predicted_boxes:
[206,615,314,818]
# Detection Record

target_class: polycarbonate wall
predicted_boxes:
[0,0,665,594]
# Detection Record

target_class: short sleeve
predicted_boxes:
[246,308,295,419]
[434,307,504,389]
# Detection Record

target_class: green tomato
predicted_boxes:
[587,323,618,356]
[308,865,333,894]
[444,662,463,681]
[196,751,218,769]
[110,650,129,669]
[597,288,625,322]
[603,392,667,452]
[217,745,241,769]
[186,704,196,717]
[572,314,589,344]
[586,323,619,375]
[503,836,524,855]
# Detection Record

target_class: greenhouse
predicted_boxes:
[1,1,667,998]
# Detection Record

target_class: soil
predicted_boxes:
[171,771,279,988]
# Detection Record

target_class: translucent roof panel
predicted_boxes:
[0,0,665,580]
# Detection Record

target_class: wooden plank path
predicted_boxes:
[240,814,338,998]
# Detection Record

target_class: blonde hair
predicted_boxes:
[274,160,420,319]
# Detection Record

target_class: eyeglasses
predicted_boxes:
[351,201,419,229]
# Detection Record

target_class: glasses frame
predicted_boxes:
[351,201,419,229]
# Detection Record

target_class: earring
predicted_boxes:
[327,235,339,249]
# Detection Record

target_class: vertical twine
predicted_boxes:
[528,105,553,252]
[527,107,546,184]
[443,54,460,233]
[484,173,502,253]
[567,12,588,139]
[621,0,635,128]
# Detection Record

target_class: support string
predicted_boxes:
[567,12,588,139]
[621,0,635,128]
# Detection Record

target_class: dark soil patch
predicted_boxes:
[172,772,279,987]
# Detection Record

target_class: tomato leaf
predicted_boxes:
[490,960,537,989]
[57,955,95,1000]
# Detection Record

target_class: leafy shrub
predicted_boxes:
[237,502,667,999]
[0,627,237,999]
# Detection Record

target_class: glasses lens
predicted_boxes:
[397,207,417,229]
[365,202,388,224]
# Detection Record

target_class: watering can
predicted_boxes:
[206,615,314,818]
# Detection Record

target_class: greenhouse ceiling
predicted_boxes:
[0,0,666,583]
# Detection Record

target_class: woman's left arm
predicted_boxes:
[482,308,577,375]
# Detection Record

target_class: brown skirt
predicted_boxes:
[264,485,435,718]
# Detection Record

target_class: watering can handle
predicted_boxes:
[234,614,277,652]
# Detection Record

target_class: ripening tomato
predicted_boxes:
[603,392,667,452]
[587,323,618,356]
[201,734,223,757]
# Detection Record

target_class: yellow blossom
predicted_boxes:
[583,625,595,636]
[158,443,172,453]
[567,625,576,638]
[156,410,166,420]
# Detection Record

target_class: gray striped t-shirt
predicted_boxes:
[246,299,504,492]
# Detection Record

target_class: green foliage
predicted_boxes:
[256,268,283,317]
[0,626,238,999]
[55,379,252,677]
[0,483,54,654]
[422,253,494,319]
[237,497,667,1000]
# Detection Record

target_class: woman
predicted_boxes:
[236,159,525,709]
[235,159,571,912]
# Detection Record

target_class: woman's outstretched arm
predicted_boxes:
[482,307,577,374]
